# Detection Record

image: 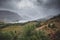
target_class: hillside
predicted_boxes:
[36,14,60,40]
[0,14,60,40]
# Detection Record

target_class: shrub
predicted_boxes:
[19,25,36,40]
[0,31,15,40]
[36,22,41,27]
[18,25,50,40]
[48,23,56,29]
[31,30,50,40]
[0,32,13,40]
[55,30,60,40]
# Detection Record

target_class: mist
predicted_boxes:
[0,0,60,23]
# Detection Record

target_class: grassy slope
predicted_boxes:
[0,15,60,33]
[0,21,37,34]
[0,15,60,40]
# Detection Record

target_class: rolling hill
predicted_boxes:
[0,10,23,23]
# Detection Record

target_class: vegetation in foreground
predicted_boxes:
[0,14,60,40]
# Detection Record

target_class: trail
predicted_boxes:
[36,24,48,30]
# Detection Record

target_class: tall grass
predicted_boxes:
[0,24,50,40]
[17,25,50,40]
[0,31,15,40]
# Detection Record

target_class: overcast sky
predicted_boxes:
[0,0,60,22]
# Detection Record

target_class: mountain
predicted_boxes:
[0,10,22,23]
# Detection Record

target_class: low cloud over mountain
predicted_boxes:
[0,0,60,23]
[0,10,23,23]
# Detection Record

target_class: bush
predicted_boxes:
[0,25,51,40]
[55,30,60,40]
[0,31,15,40]
[31,30,50,40]
[19,25,36,40]
[17,25,50,40]
[0,32,12,40]
[36,22,41,27]
[48,23,56,29]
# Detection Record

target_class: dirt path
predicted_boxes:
[36,25,48,30]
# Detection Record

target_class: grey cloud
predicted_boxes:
[0,10,23,22]
[0,0,60,22]
[37,0,60,9]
